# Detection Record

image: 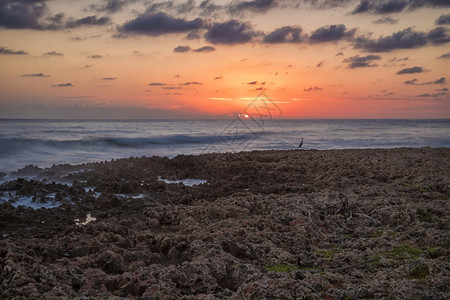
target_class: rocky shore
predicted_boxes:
[0,148,449,299]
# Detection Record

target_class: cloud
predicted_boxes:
[427,27,450,45]
[162,86,182,90]
[0,0,47,30]
[0,0,113,31]
[436,13,450,25]
[52,83,74,87]
[404,77,446,85]
[43,51,63,56]
[149,83,167,86]
[247,81,258,85]
[335,52,344,56]
[193,46,216,52]
[88,54,102,59]
[396,66,426,74]
[303,86,323,92]
[316,60,325,67]
[87,0,131,14]
[263,26,304,43]
[173,45,191,53]
[214,76,223,80]
[102,77,116,80]
[179,82,202,85]
[351,0,408,14]
[373,16,399,24]
[118,12,204,36]
[21,73,50,78]
[353,27,427,52]
[0,46,28,55]
[230,0,278,14]
[404,79,419,85]
[437,52,450,59]
[416,92,448,98]
[436,88,448,91]
[295,0,350,9]
[204,20,260,45]
[309,24,354,43]
[389,57,409,62]
[351,0,450,15]
[65,16,111,28]
[343,54,381,68]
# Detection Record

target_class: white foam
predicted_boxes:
[0,191,67,210]
[113,193,145,199]
[74,213,96,226]
[158,177,207,186]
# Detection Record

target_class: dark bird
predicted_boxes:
[298,137,304,148]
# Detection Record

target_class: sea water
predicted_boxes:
[0,119,449,174]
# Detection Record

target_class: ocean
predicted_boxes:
[0,119,449,174]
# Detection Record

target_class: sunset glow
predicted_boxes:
[1,0,449,119]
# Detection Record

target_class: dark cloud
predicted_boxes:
[297,0,350,9]
[0,1,113,31]
[87,0,131,14]
[343,54,381,68]
[351,0,450,15]
[43,51,63,56]
[416,92,448,98]
[247,81,258,85]
[173,45,191,53]
[214,76,223,80]
[373,16,399,24]
[335,52,344,56]
[263,26,303,43]
[118,12,204,36]
[408,0,450,10]
[404,77,446,85]
[437,52,450,59]
[230,0,278,14]
[303,86,323,92]
[52,83,73,87]
[427,27,450,45]
[0,46,28,55]
[179,82,202,85]
[309,24,354,43]
[162,86,182,90]
[396,66,426,74]
[149,83,167,86]
[316,60,325,67]
[88,54,102,59]
[205,20,260,45]
[21,73,50,78]
[102,77,116,80]
[436,88,448,91]
[389,57,409,62]
[66,16,111,28]
[193,46,216,52]
[145,0,200,15]
[353,27,427,52]
[436,13,450,25]
[0,0,47,30]
[352,0,408,14]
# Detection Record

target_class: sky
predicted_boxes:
[0,0,449,119]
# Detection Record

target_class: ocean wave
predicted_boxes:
[0,133,264,155]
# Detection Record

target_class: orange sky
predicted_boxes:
[0,0,449,119]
